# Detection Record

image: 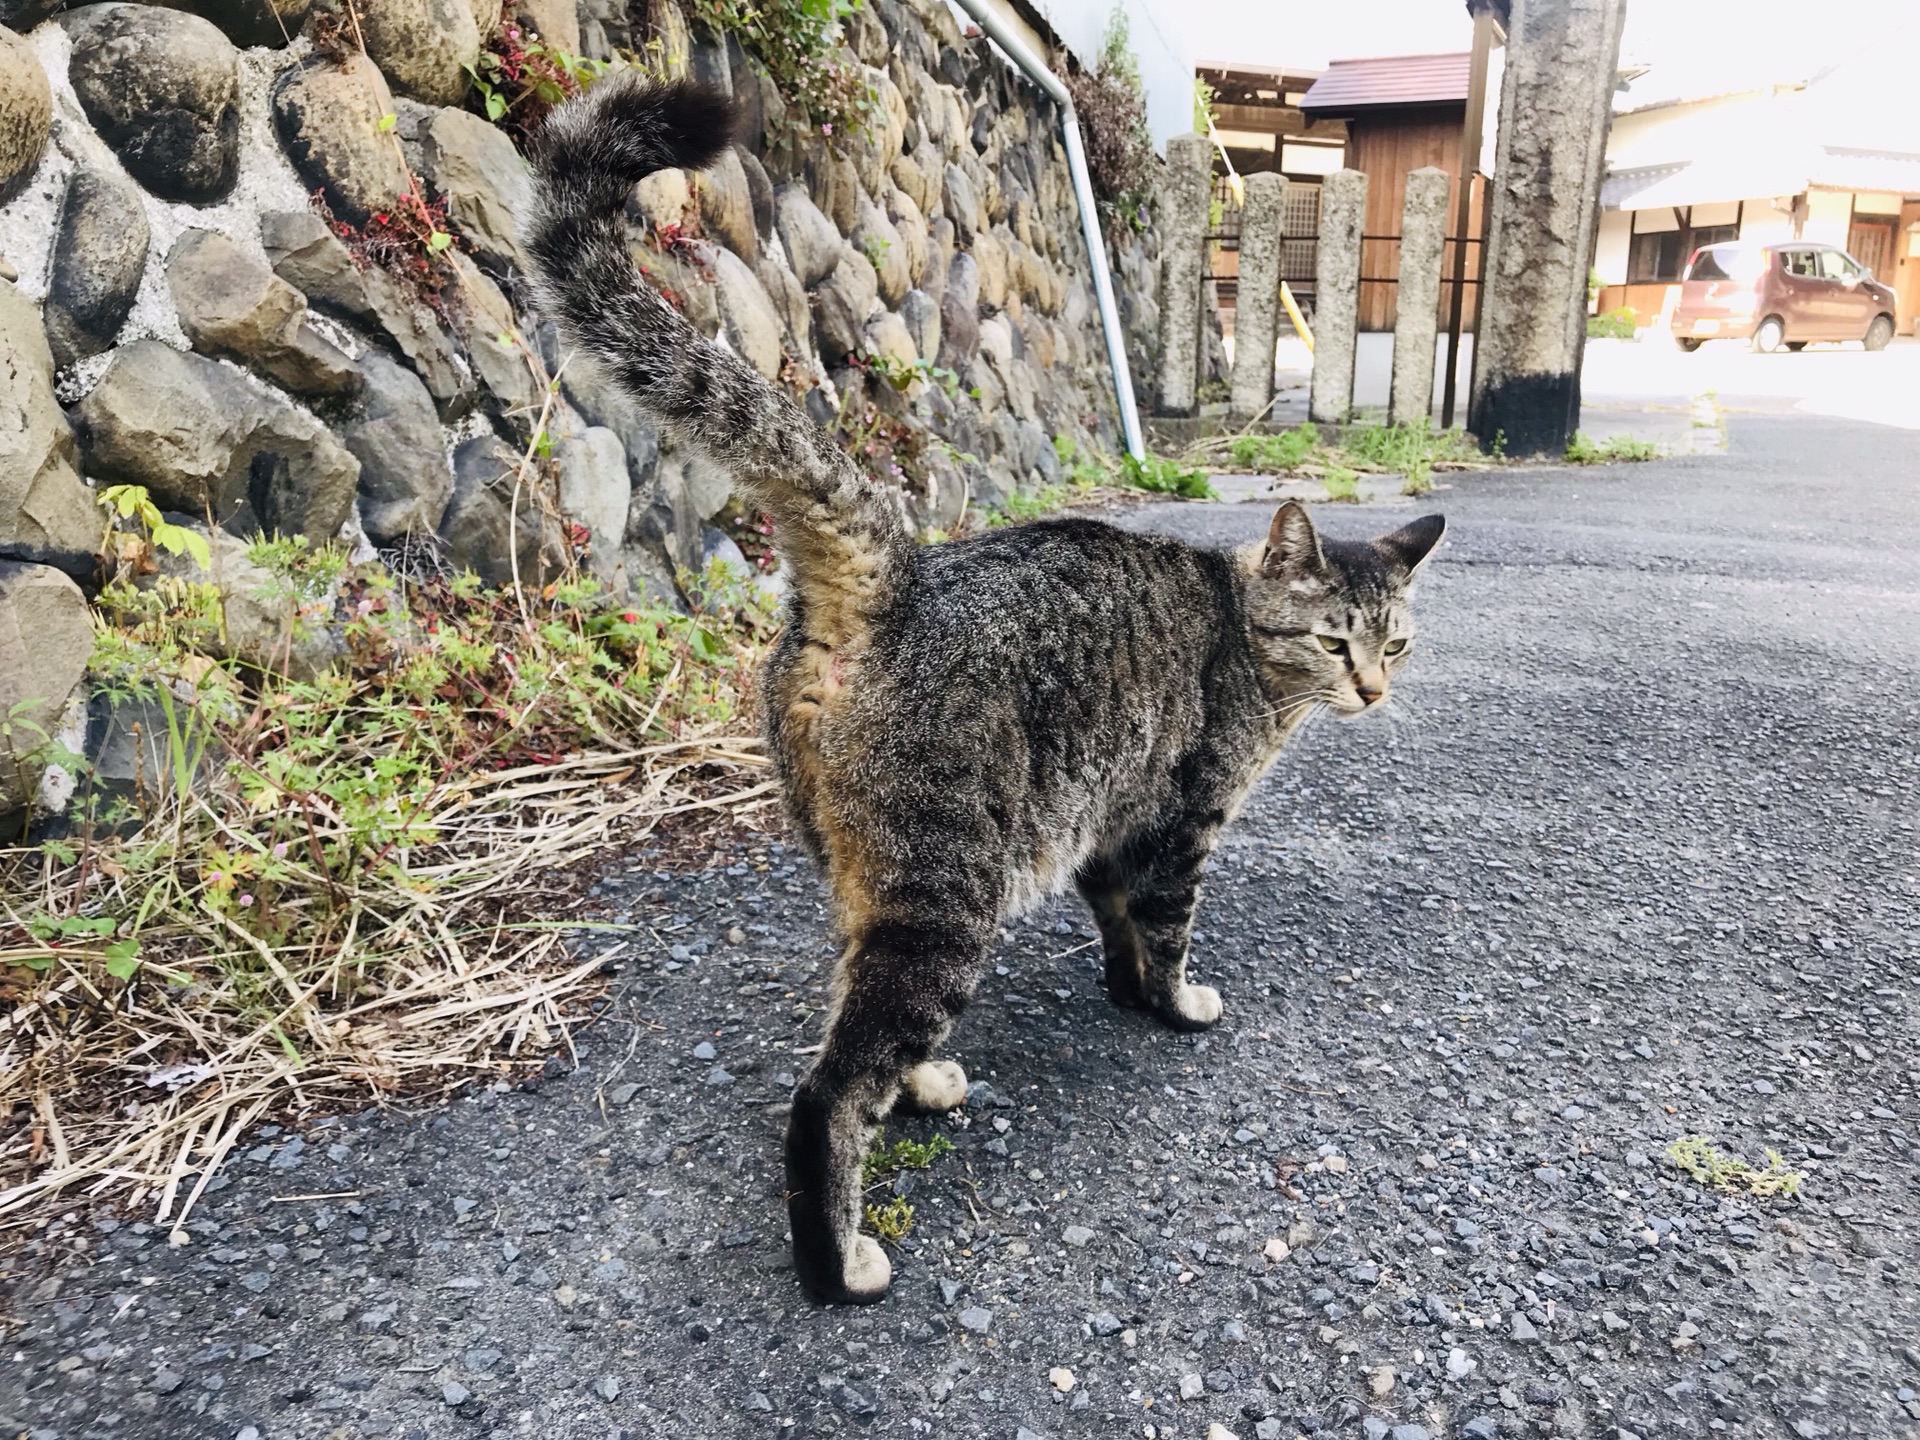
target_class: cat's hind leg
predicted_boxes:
[785,918,984,1304]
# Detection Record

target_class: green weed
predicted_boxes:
[863,1131,955,1187]
[1665,1137,1803,1198]
[1322,468,1360,503]
[1119,453,1216,501]
[1586,306,1638,339]
[1339,419,1480,477]
[98,484,211,570]
[2,500,777,1224]
[1229,424,1319,473]
[465,3,611,136]
[1051,435,1113,491]
[1565,432,1658,464]
[690,0,878,145]
[865,1196,916,1242]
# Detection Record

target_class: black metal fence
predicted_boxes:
[1203,173,1320,329]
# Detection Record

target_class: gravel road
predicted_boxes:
[8,413,1919,1440]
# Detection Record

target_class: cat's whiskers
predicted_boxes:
[1256,690,1338,724]
[1369,705,1427,748]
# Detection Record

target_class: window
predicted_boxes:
[1782,249,1819,277]
[1628,211,1744,282]
[1629,230,1687,282]
[1816,249,1859,280]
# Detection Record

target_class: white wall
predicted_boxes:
[1737,202,1794,243]
[1802,189,1853,248]
[1594,211,1631,286]
[1017,0,1196,149]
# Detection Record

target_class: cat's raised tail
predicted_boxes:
[524,74,912,641]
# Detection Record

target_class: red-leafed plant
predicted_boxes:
[311,188,460,306]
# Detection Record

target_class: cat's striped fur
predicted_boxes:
[526,74,1445,1305]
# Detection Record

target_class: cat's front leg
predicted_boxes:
[1129,863,1223,1032]
[1081,848,1223,1031]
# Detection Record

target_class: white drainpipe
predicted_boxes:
[944,0,1147,460]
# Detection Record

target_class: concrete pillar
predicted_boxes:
[1389,166,1451,429]
[1156,132,1212,416]
[1308,168,1366,425]
[1229,172,1285,421]
[1468,0,1629,455]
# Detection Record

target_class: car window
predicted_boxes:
[1687,247,1744,281]
[1817,249,1859,280]
[1782,249,1820,278]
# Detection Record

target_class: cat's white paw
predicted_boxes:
[901,1059,968,1111]
[1169,982,1223,1029]
[842,1234,892,1301]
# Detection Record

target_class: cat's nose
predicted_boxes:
[1356,683,1384,706]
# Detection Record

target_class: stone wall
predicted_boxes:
[0,0,1166,823]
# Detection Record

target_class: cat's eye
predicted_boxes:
[1384,638,1410,655]
[1315,635,1347,654]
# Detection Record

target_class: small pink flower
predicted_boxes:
[239,894,255,907]
[271,842,288,859]
[821,122,833,136]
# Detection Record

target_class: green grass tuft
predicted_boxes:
[1566,432,1658,464]
[1229,423,1319,473]
[1119,453,1216,500]
[1665,1136,1803,1198]
[1586,306,1638,339]
[1321,467,1360,502]
[865,1196,916,1242]
[863,1132,955,1187]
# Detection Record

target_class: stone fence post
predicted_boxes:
[1156,132,1213,415]
[1308,168,1366,425]
[1468,0,1629,454]
[1389,166,1451,428]
[1229,172,1285,422]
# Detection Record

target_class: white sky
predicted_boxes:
[1184,0,1920,99]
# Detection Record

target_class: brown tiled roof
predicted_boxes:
[1299,53,1472,114]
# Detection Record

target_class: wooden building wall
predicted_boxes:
[1345,105,1484,333]
[1891,199,1920,336]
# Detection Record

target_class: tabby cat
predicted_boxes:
[526,75,1445,1305]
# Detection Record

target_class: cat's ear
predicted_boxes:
[1261,501,1326,577]
[1374,514,1446,577]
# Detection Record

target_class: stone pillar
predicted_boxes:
[1229,172,1285,421]
[1389,166,1451,429]
[1468,0,1629,455]
[1308,168,1366,425]
[1156,132,1212,416]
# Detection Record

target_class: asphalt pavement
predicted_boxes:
[7,412,1919,1440]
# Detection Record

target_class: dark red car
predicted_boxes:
[1671,241,1898,353]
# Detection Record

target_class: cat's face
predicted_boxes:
[1243,503,1445,716]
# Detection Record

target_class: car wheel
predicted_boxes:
[1864,315,1894,352]
[1750,317,1786,354]
[1676,337,1703,353]
[1785,341,1807,352]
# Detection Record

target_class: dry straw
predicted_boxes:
[1,729,773,1237]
